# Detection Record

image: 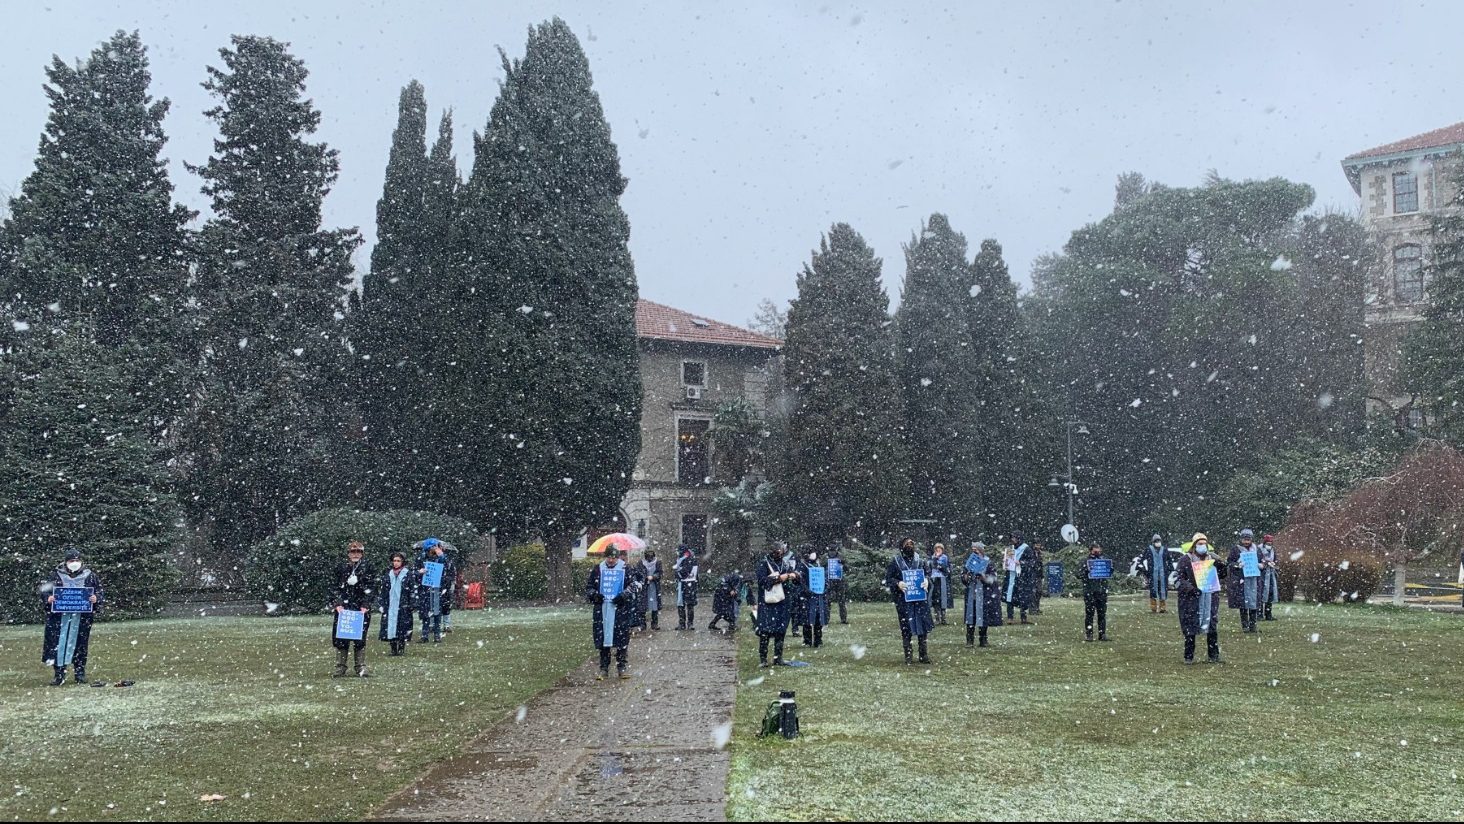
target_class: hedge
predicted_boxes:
[245,508,479,613]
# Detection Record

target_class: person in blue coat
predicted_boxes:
[1139,534,1173,614]
[586,545,638,680]
[961,542,1002,647]
[756,544,800,668]
[930,543,954,626]
[674,546,699,631]
[886,538,935,665]
[637,549,663,631]
[377,551,417,656]
[41,547,103,686]
[797,546,830,648]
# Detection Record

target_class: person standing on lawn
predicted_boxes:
[1077,543,1111,642]
[1259,534,1280,621]
[332,541,374,678]
[1175,533,1227,665]
[826,547,851,625]
[709,569,742,633]
[1227,529,1262,634]
[886,538,936,665]
[1029,540,1047,616]
[639,548,664,631]
[42,547,102,686]
[798,546,830,648]
[962,542,1002,648]
[757,543,800,667]
[417,538,450,644]
[930,543,953,626]
[586,545,637,680]
[378,551,416,657]
[674,546,699,631]
[1004,533,1036,624]
[1140,534,1172,614]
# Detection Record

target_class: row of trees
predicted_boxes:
[0,20,638,616]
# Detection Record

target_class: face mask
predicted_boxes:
[808,553,817,562]
[66,561,82,573]
[1196,545,1209,555]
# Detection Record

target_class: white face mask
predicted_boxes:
[66,561,82,573]
[1196,545,1209,555]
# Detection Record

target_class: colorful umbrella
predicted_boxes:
[587,532,647,556]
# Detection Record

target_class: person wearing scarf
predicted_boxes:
[756,543,800,667]
[1078,543,1111,642]
[1029,540,1047,616]
[1259,534,1280,621]
[586,545,637,680]
[638,549,663,631]
[930,543,953,626]
[674,546,700,631]
[886,538,936,665]
[962,542,1003,648]
[709,570,743,633]
[1140,534,1172,614]
[798,546,830,648]
[1004,533,1035,624]
[826,547,851,625]
[41,547,102,686]
[1175,532,1227,665]
[378,551,417,657]
[1226,529,1263,634]
[332,541,375,678]
[416,538,450,643]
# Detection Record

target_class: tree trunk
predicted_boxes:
[544,531,576,601]
[1392,562,1407,607]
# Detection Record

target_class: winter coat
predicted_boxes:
[638,558,663,614]
[1226,545,1260,610]
[797,560,830,627]
[1175,551,1227,637]
[1139,545,1176,600]
[377,568,417,642]
[1077,555,1111,596]
[756,555,795,636]
[886,553,936,637]
[1004,543,1039,609]
[42,565,102,668]
[417,553,454,617]
[961,558,1003,629]
[674,554,699,608]
[713,573,742,620]
[332,560,375,649]
[930,554,954,610]
[586,562,637,649]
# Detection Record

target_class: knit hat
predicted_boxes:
[63,547,82,562]
[1151,533,1163,543]
[1239,528,1255,539]
[1192,532,1209,544]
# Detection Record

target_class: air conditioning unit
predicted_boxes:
[685,386,703,401]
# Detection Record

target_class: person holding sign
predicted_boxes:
[709,570,743,633]
[961,542,1002,648]
[930,544,953,626]
[756,543,800,668]
[1227,529,1263,634]
[1175,533,1227,665]
[1259,535,1280,622]
[332,541,375,678]
[586,545,636,680]
[674,546,700,632]
[378,551,417,656]
[886,538,935,665]
[417,538,450,644]
[41,548,102,686]
[826,548,850,625]
[1077,543,1113,642]
[798,547,830,649]
[1004,533,1036,624]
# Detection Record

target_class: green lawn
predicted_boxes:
[728,597,1464,821]
[0,607,588,822]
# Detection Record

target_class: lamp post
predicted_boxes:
[1048,420,1093,530]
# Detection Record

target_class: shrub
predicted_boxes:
[491,543,549,600]
[245,508,479,613]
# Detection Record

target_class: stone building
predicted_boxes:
[1342,122,1464,427]
[577,299,780,559]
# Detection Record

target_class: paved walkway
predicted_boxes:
[373,626,738,822]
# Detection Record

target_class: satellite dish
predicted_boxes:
[1061,524,1080,545]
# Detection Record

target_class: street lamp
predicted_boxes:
[1051,420,1093,529]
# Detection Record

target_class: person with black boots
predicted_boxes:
[1227,529,1263,634]
[1078,543,1112,642]
[586,545,637,680]
[886,538,936,665]
[639,549,664,631]
[798,547,830,648]
[416,538,450,644]
[332,541,375,678]
[378,551,416,657]
[42,547,102,686]
[674,546,699,631]
[756,544,800,667]
[1004,533,1036,625]
[827,547,851,625]
[1029,540,1047,616]
[709,570,743,633]
[930,544,953,626]
[1176,533,1227,665]
[961,542,1002,648]
[1259,534,1280,621]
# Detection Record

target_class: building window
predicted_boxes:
[676,418,711,484]
[682,360,706,387]
[1394,172,1419,214]
[1393,244,1424,304]
[680,514,709,555]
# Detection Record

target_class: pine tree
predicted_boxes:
[780,223,908,544]
[181,36,361,557]
[449,19,640,593]
[895,214,984,539]
[0,329,181,621]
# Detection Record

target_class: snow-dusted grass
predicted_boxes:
[0,606,585,821]
[728,598,1464,821]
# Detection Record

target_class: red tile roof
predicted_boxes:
[1345,121,1464,161]
[635,299,781,350]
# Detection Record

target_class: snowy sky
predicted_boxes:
[0,1,1456,328]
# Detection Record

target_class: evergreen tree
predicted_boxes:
[0,329,181,621]
[1405,159,1464,441]
[895,215,984,539]
[449,19,640,593]
[181,36,361,557]
[779,223,908,544]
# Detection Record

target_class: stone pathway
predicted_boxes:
[373,626,738,822]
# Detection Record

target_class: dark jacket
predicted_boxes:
[586,562,637,649]
[377,567,417,641]
[797,559,830,627]
[755,555,795,635]
[42,565,103,668]
[885,553,936,637]
[713,572,742,620]
[1175,551,1227,637]
[1226,544,1258,609]
[1077,555,1110,596]
[332,559,375,648]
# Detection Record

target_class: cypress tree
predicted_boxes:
[780,223,908,544]
[1406,160,1464,441]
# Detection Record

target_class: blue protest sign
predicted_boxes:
[335,610,365,641]
[51,587,93,614]
[808,566,827,595]
[1046,562,1065,595]
[902,568,928,602]
[965,555,989,575]
[1089,558,1114,580]
[828,558,844,581]
[599,565,626,599]
[421,561,444,589]
[1241,549,1260,577]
